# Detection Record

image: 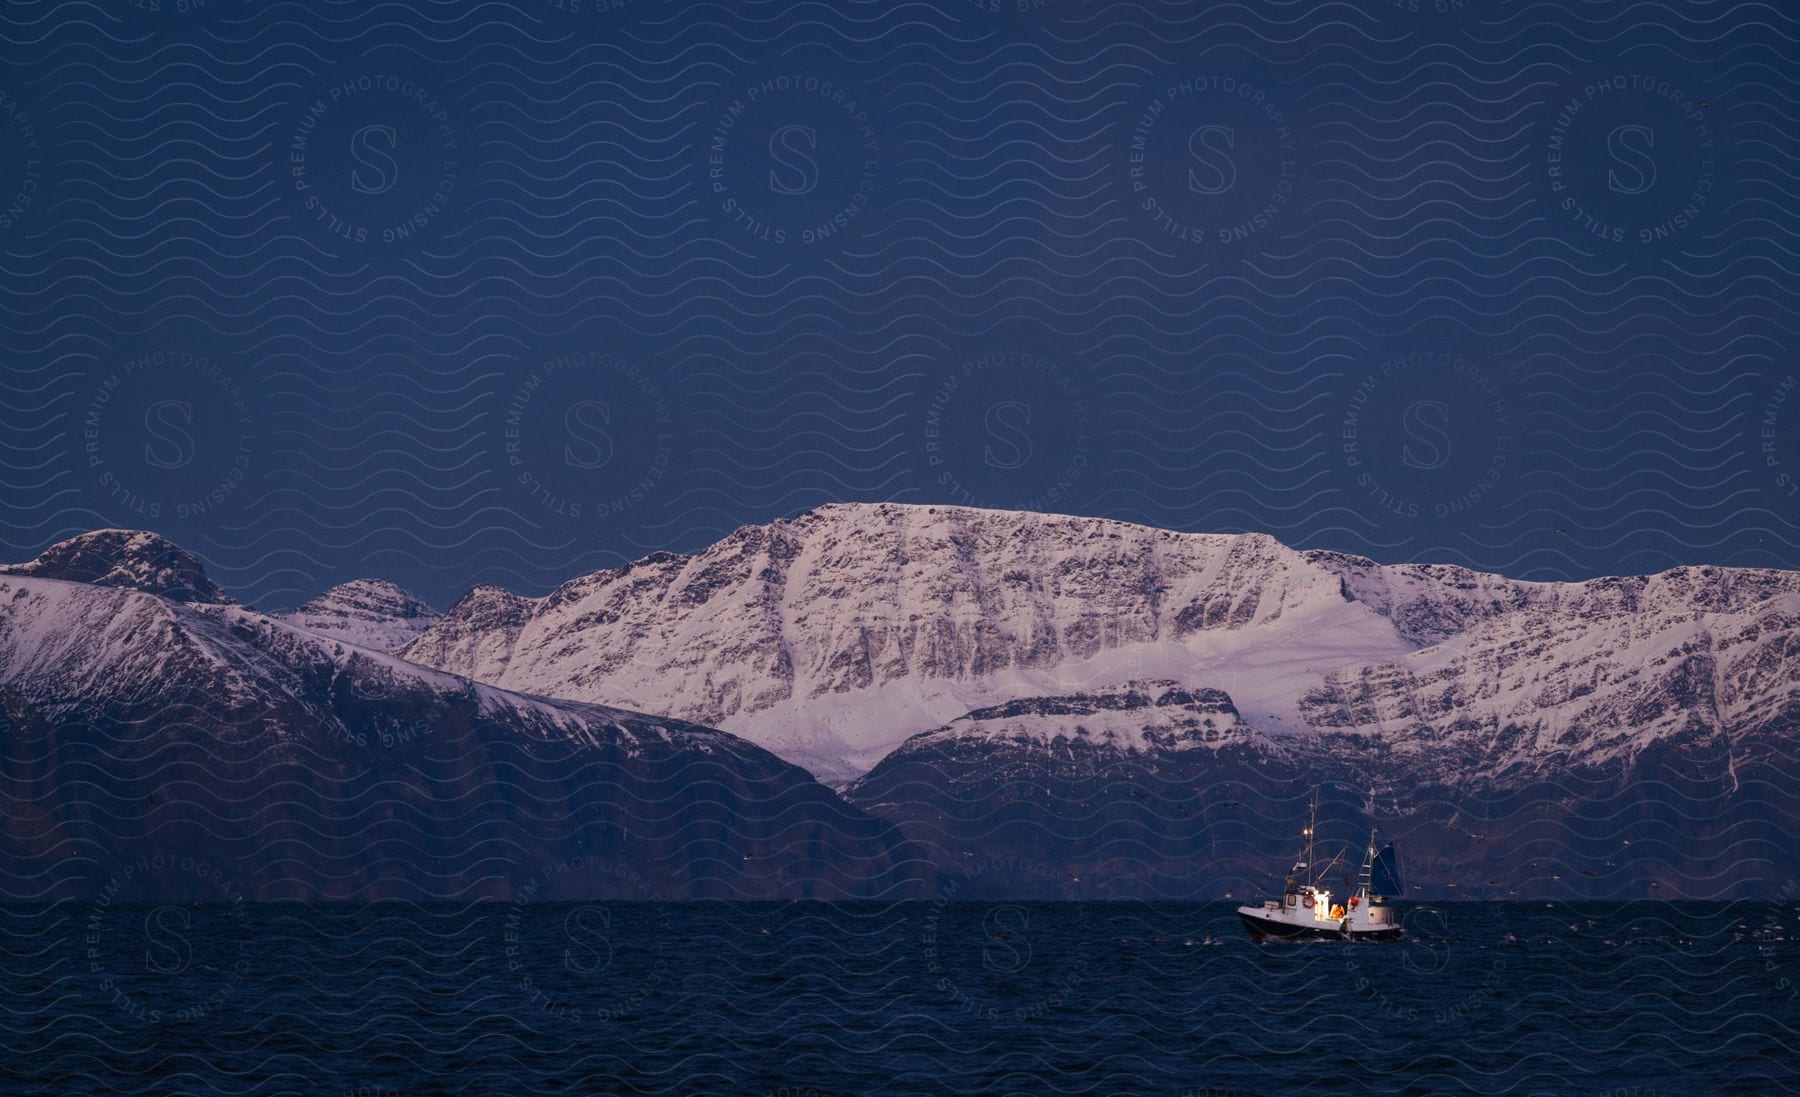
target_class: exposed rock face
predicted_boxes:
[0,573,923,902]
[402,503,1431,779]
[885,680,1249,754]
[0,529,232,604]
[1298,550,1545,645]
[281,579,441,652]
[403,503,1800,781]
[404,503,1800,897]
[1299,564,1800,782]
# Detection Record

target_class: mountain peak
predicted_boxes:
[0,529,232,604]
[283,578,441,653]
[443,583,535,621]
[294,578,436,620]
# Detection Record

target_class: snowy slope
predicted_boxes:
[0,565,921,901]
[1300,566,1800,782]
[279,578,442,652]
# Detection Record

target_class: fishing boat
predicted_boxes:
[1236,799,1403,942]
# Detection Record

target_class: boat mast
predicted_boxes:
[1304,793,1317,888]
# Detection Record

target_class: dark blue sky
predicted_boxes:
[1,0,1793,609]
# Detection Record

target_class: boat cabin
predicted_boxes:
[1263,884,1352,923]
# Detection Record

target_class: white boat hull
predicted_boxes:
[1236,902,1402,942]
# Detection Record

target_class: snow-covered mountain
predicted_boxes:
[402,502,1800,896]
[9,512,1795,898]
[0,528,231,604]
[280,578,441,652]
[401,502,1419,780]
[0,532,921,901]
[402,502,1799,781]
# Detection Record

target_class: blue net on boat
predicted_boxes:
[1371,843,1403,897]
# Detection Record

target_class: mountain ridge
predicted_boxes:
[0,567,924,901]
[399,502,1800,784]
[6,508,1795,898]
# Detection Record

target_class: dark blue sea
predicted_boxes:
[4,901,1796,1096]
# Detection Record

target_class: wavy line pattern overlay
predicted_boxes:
[2,2,1798,1095]
[1,1,1795,604]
